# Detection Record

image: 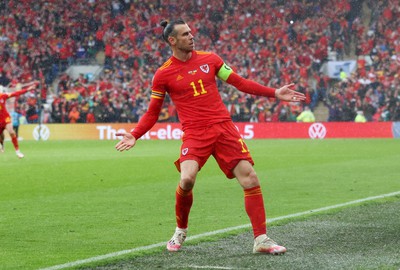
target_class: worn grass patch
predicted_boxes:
[81,198,400,270]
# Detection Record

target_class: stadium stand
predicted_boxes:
[0,0,399,124]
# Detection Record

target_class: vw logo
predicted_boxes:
[308,123,327,139]
[392,122,400,138]
[33,125,50,141]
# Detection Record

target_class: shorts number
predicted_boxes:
[238,138,249,153]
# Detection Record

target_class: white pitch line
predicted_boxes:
[187,265,234,269]
[40,191,400,270]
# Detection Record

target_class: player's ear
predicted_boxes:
[168,36,176,45]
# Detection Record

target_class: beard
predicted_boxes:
[176,42,194,53]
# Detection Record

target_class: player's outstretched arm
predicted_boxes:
[114,91,164,152]
[115,132,136,152]
[9,81,40,97]
[224,72,305,102]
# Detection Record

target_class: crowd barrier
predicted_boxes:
[15,122,400,141]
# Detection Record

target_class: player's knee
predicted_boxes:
[180,174,196,190]
[237,168,260,189]
[246,170,259,186]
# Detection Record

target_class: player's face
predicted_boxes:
[173,24,194,52]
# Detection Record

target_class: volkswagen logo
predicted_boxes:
[33,125,50,141]
[308,123,327,139]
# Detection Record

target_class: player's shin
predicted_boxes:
[175,185,193,229]
[11,134,19,151]
[244,186,267,238]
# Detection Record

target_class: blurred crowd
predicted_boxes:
[325,0,400,122]
[1,0,399,124]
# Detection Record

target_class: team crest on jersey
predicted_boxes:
[200,64,209,73]
[182,148,188,155]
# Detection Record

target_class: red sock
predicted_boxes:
[175,185,193,229]
[11,135,19,151]
[244,186,267,238]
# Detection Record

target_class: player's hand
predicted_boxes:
[275,83,306,102]
[21,81,39,92]
[27,84,38,92]
[25,80,40,87]
[115,132,136,152]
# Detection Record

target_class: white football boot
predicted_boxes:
[253,234,287,255]
[16,150,24,159]
[166,227,187,252]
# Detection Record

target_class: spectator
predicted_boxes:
[296,106,315,122]
[339,68,347,81]
[68,106,80,123]
[11,108,23,138]
[41,107,53,123]
[354,110,367,122]
[86,108,96,123]
[327,102,343,122]
[51,105,63,123]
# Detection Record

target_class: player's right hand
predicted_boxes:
[115,132,136,152]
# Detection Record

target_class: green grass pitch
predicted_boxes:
[1,138,399,269]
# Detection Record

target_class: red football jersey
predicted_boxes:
[131,50,276,139]
[151,50,231,130]
[0,89,29,124]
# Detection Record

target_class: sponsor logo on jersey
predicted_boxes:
[176,75,184,81]
[200,64,210,73]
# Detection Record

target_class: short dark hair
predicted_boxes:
[160,19,186,44]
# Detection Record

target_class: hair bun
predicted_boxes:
[160,20,168,28]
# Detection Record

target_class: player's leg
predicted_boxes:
[233,161,286,255]
[176,159,198,229]
[167,160,199,251]
[168,128,215,251]
[233,160,266,236]
[212,121,270,243]
[213,122,286,254]
[5,123,23,158]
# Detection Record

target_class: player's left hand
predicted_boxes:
[275,83,306,102]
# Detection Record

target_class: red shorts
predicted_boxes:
[0,116,11,134]
[174,121,254,179]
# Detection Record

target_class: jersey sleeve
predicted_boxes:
[130,96,163,140]
[226,72,276,97]
[215,57,276,98]
[130,73,165,140]
[9,89,29,98]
